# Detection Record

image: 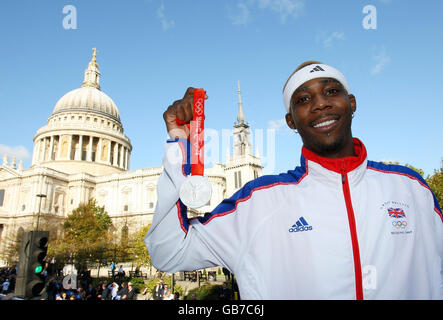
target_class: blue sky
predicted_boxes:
[0,0,442,177]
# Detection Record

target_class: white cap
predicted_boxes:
[283,63,350,113]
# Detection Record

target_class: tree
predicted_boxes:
[380,160,442,210]
[1,213,63,266]
[405,163,425,178]
[130,224,152,270]
[426,160,443,210]
[48,199,113,272]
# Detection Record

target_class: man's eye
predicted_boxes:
[326,88,339,96]
[296,96,310,104]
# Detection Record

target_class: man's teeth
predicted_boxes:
[313,119,337,128]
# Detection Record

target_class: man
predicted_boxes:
[145,61,443,299]
[117,282,128,300]
[219,282,232,300]
[117,265,125,278]
[124,282,137,300]
[110,262,115,278]
[152,281,164,300]
[110,282,119,300]
[99,281,111,300]
[1,277,10,294]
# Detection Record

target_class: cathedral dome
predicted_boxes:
[51,48,120,123]
[52,86,120,122]
[32,48,132,176]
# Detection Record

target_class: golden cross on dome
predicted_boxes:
[92,48,97,62]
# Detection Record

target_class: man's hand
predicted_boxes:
[163,87,208,139]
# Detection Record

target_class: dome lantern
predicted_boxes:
[51,48,121,123]
[81,48,101,90]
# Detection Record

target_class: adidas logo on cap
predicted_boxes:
[289,217,313,233]
[310,65,325,73]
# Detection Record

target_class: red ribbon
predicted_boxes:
[190,89,206,176]
[175,89,206,176]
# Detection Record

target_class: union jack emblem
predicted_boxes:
[388,208,406,219]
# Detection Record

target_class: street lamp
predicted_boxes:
[36,194,47,231]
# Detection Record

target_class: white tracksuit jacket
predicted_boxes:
[145,138,443,300]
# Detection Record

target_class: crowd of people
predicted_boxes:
[0,266,17,295]
[45,278,137,300]
[152,280,180,300]
[0,263,236,300]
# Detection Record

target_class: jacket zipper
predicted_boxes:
[341,168,364,300]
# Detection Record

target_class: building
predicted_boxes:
[0,49,262,265]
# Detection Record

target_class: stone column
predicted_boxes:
[107,140,112,164]
[125,148,129,170]
[87,136,93,161]
[75,135,83,160]
[40,138,46,162]
[67,135,73,160]
[119,145,124,169]
[97,138,103,163]
[48,136,54,161]
[113,142,118,166]
[56,135,63,160]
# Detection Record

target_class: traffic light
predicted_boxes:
[15,231,49,299]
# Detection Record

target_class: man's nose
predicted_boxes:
[311,94,332,112]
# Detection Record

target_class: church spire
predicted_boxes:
[82,48,101,90]
[233,80,251,157]
[237,80,245,125]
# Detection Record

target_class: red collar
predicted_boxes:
[302,138,367,174]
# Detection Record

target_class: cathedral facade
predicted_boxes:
[0,50,262,266]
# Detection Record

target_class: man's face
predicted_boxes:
[285,77,356,158]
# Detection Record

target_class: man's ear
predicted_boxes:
[348,94,357,114]
[285,113,296,130]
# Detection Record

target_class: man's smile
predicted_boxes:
[310,115,340,133]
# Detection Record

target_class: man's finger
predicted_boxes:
[183,87,208,100]
[183,87,194,99]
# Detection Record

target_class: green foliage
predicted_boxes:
[63,199,112,243]
[130,224,152,268]
[90,276,146,293]
[184,282,226,300]
[49,199,114,271]
[128,277,145,293]
[426,160,443,210]
[405,163,425,178]
[382,160,443,210]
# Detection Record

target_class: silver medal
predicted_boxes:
[179,175,212,209]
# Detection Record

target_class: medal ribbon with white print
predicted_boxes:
[176,88,206,176]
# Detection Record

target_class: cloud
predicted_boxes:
[316,31,345,48]
[371,46,391,75]
[0,145,30,161]
[230,0,304,25]
[156,2,175,31]
[268,118,289,132]
[257,0,305,23]
[230,2,251,26]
